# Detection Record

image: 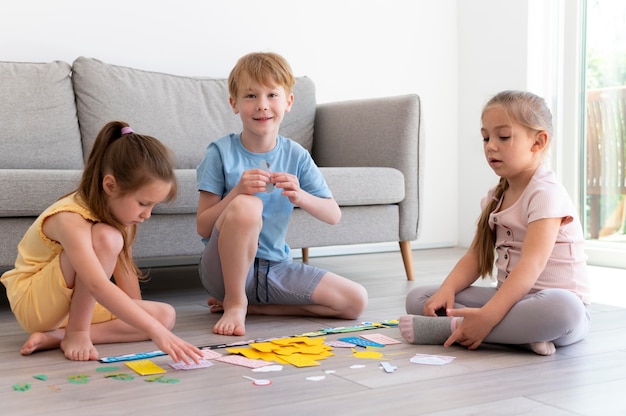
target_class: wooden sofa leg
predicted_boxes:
[399,241,414,281]
[301,247,309,263]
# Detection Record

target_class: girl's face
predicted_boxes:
[104,177,173,226]
[229,80,294,143]
[480,106,544,180]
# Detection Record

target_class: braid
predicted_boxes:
[472,177,509,278]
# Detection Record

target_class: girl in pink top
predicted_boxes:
[400,90,590,355]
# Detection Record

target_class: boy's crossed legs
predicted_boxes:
[201,195,368,336]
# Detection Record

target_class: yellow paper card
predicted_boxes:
[250,342,279,352]
[281,354,320,367]
[125,359,167,376]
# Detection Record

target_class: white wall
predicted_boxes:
[3,0,547,252]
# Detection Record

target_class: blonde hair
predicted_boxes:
[76,121,177,279]
[228,52,295,98]
[473,90,553,278]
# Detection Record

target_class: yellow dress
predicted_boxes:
[1,193,114,333]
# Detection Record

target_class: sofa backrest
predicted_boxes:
[0,60,84,169]
[72,57,316,169]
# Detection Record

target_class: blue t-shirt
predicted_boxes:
[196,133,332,262]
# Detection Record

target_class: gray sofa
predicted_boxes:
[0,57,423,280]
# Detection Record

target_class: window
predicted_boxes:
[583,0,626,244]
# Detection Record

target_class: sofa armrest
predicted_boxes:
[312,94,423,241]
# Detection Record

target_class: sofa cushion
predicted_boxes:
[0,61,83,169]
[0,170,81,217]
[71,57,316,169]
[320,167,405,206]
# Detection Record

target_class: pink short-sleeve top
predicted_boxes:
[483,166,591,305]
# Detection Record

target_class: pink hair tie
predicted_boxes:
[121,126,134,135]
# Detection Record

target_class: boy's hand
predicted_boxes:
[237,169,273,195]
[272,172,303,204]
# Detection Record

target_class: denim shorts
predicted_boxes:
[198,227,325,305]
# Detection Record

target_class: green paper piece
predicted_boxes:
[33,374,47,381]
[96,366,120,373]
[105,373,135,381]
[13,383,32,392]
[157,377,180,384]
[144,375,164,382]
[67,374,90,384]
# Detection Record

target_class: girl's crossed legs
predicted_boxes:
[400,284,590,355]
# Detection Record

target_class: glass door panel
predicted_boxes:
[583,0,626,243]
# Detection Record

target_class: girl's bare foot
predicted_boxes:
[60,330,99,361]
[529,341,556,356]
[213,304,247,336]
[20,330,64,355]
[207,297,224,313]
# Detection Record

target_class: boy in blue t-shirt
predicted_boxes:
[196,52,368,336]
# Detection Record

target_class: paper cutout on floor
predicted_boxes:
[361,333,402,345]
[223,336,334,367]
[410,354,456,365]
[105,373,135,381]
[200,349,223,360]
[125,359,167,375]
[352,348,384,360]
[215,355,274,368]
[32,374,47,381]
[306,376,326,381]
[12,383,31,391]
[253,365,284,372]
[170,358,214,371]
[325,340,356,348]
[67,374,90,384]
[338,336,384,348]
[281,354,321,367]
[96,366,120,373]
[144,375,180,383]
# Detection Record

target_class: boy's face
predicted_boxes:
[230,81,294,140]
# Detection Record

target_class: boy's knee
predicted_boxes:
[224,195,263,226]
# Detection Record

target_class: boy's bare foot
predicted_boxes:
[213,305,247,336]
[207,297,224,313]
[20,330,64,355]
[60,330,99,361]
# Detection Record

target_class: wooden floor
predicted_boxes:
[2,247,626,415]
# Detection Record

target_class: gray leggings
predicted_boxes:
[405,285,590,346]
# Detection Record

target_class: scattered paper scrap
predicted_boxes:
[306,376,326,382]
[252,365,283,373]
[200,349,223,360]
[352,349,384,360]
[349,364,366,369]
[32,374,47,381]
[410,354,456,365]
[380,362,398,373]
[216,355,274,368]
[104,373,135,381]
[169,359,214,371]
[338,336,384,348]
[144,375,180,384]
[96,366,120,373]
[325,340,356,348]
[67,374,90,384]
[125,359,167,376]
[225,336,334,367]
[12,383,31,392]
[361,333,402,345]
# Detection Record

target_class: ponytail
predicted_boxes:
[472,177,508,278]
